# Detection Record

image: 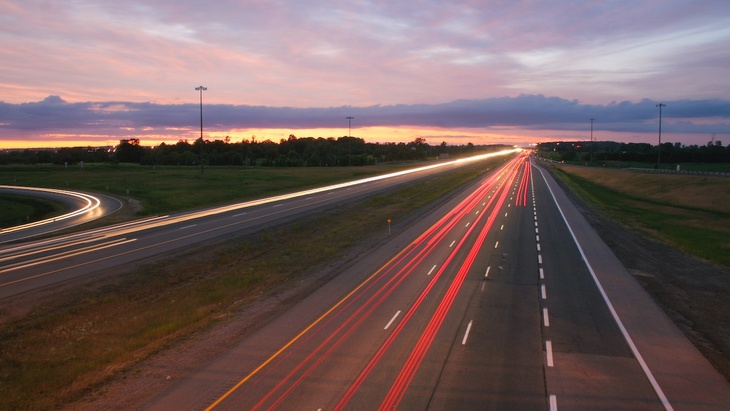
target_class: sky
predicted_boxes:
[1,0,729,149]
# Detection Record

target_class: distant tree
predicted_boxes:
[115,139,144,163]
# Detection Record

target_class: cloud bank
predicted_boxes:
[1,95,728,146]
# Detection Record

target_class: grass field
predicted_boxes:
[0,194,68,228]
[551,165,730,267]
[0,157,507,410]
[1,163,416,218]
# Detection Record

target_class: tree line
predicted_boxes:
[1,135,506,167]
[536,139,730,164]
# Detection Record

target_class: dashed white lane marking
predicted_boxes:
[427,264,437,275]
[543,308,550,327]
[549,394,558,411]
[536,166,673,410]
[462,320,473,345]
[546,340,554,367]
[384,310,401,330]
[541,284,547,300]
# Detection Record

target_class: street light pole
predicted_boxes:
[346,116,354,166]
[656,103,665,169]
[196,85,207,174]
[589,118,594,162]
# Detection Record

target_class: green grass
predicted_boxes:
[0,163,413,217]
[0,157,506,410]
[0,194,68,228]
[552,167,730,267]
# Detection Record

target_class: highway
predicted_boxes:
[138,154,730,410]
[0,151,515,299]
[3,153,730,410]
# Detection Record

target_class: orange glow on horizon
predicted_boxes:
[1,126,669,150]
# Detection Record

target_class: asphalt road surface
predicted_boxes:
[0,152,514,299]
[138,155,730,410]
[3,153,730,410]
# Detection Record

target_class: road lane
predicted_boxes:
[145,154,550,410]
[145,153,730,410]
[12,151,729,410]
[0,151,518,299]
[534,161,730,410]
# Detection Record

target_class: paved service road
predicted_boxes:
[139,155,730,410]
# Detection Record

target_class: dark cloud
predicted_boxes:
[1,95,728,142]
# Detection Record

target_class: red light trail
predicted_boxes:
[206,153,531,410]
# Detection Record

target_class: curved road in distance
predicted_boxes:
[0,151,517,299]
[0,185,124,244]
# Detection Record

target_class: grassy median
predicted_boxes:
[0,158,505,410]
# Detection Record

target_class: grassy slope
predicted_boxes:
[0,195,68,228]
[551,165,730,267]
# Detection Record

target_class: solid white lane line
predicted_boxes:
[384,310,401,330]
[462,320,473,345]
[543,308,550,327]
[536,166,674,411]
[427,264,437,275]
[546,340,554,367]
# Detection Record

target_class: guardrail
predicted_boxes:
[626,168,730,177]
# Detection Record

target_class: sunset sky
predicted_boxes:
[1,1,729,149]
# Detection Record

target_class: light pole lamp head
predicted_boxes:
[196,86,207,91]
